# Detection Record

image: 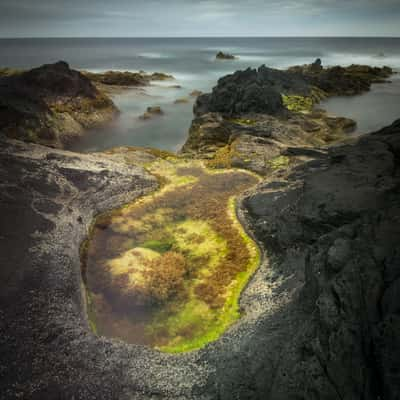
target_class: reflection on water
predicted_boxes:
[83,158,259,352]
[67,83,197,153]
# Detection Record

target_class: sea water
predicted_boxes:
[1,37,400,151]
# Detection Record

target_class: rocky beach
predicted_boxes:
[0,58,399,400]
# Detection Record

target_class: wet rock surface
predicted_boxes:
[0,61,119,148]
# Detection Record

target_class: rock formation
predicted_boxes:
[185,62,392,167]
[0,61,118,148]
[194,62,392,118]
[83,70,174,86]
[216,51,237,60]
[139,105,164,120]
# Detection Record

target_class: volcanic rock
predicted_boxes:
[0,61,118,148]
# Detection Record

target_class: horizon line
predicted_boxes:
[1,35,400,40]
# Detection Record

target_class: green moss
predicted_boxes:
[146,159,199,189]
[168,219,228,270]
[142,239,173,253]
[157,197,260,353]
[83,159,260,353]
[86,291,98,335]
[205,143,244,170]
[206,145,232,169]
[267,155,290,170]
[282,94,314,112]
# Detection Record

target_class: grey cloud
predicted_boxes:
[0,0,399,37]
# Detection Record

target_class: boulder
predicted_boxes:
[139,106,164,120]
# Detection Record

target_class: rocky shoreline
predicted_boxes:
[0,62,175,149]
[0,60,399,399]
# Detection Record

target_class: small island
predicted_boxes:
[216,51,237,60]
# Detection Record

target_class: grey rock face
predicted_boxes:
[236,119,400,400]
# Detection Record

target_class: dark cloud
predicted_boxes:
[0,0,399,37]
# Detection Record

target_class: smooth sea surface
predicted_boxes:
[1,37,400,151]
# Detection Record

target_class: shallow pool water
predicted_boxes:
[83,158,260,352]
[321,72,400,135]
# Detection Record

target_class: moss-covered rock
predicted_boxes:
[282,94,314,112]
[0,61,118,147]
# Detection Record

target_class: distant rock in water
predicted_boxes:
[83,70,174,86]
[150,72,175,81]
[190,89,203,97]
[216,51,237,60]
[174,97,190,104]
[0,61,118,148]
[139,106,164,120]
[288,60,393,95]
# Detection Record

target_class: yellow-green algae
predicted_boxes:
[83,156,261,352]
[267,155,291,170]
[282,94,314,113]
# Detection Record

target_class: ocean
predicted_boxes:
[1,37,400,151]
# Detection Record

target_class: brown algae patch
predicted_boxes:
[83,157,260,352]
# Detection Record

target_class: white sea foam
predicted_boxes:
[137,52,171,59]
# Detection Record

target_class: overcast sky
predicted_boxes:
[0,0,399,38]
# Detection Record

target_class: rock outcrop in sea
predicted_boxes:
[216,51,237,60]
[183,61,392,171]
[0,61,118,148]
[83,70,174,86]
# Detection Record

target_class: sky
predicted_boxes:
[0,0,399,38]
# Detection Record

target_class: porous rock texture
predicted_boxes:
[0,61,118,148]
[1,117,399,399]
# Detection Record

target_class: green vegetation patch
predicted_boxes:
[282,94,314,112]
[142,239,173,253]
[0,67,23,77]
[267,155,291,170]
[83,158,261,353]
